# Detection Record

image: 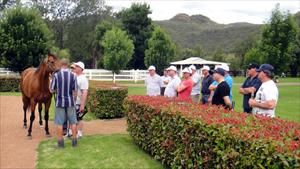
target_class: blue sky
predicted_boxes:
[105,0,300,24]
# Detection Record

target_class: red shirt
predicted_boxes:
[178,79,193,100]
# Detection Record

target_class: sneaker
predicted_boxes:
[72,138,78,147]
[77,130,83,138]
[57,139,64,148]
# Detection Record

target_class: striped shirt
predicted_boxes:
[50,68,77,107]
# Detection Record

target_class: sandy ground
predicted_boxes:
[0,96,127,169]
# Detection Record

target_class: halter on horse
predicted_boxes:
[20,54,60,137]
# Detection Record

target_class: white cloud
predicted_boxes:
[105,0,300,24]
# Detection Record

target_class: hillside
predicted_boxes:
[154,13,262,54]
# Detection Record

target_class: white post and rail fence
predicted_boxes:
[0,68,148,83]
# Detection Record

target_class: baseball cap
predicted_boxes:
[247,63,259,70]
[220,64,229,71]
[201,65,210,71]
[257,64,274,75]
[182,67,192,74]
[74,61,85,70]
[167,65,177,72]
[148,65,156,70]
[189,65,196,70]
[213,68,225,76]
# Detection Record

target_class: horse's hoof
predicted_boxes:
[39,125,44,129]
[27,135,32,139]
[23,125,27,129]
[46,134,51,138]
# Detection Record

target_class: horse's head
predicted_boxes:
[44,54,60,73]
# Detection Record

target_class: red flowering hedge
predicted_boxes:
[124,96,300,168]
[87,81,128,119]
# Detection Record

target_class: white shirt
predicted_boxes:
[191,72,201,95]
[164,75,181,97]
[252,80,278,117]
[145,74,162,96]
[76,74,89,105]
[161,75,171,87]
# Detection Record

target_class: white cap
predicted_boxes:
[74,61,85,70]
[148,65,156,70]
[202,65,210,71]
[182,67,192,74]
[220,64,229,71]
[167,65,177,72]
[189,65,196,70]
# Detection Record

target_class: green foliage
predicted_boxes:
[0,77,20,92]
[101,27,134,74]
[290,12,300,76]
[244,47,262,66]
[117,3,154,69]
[87,82,128,119]
[0,6,53,72]
[144,26,175,75]
[94,20,114,68]
[259,5,298,74]
[124,96,300,168]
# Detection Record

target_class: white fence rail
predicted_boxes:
[0,68,148,82]
[0,68,20,77]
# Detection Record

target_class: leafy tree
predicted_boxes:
[290,12,300,76]
[117,3,154,69]
[101,27,134,75]
[144,26,175,75]
[94,20,114,68]
[259,4,297,74]
[211,48,226,62]
[224,54,242,76]
[244,47,262,66]
[0,6,53,72]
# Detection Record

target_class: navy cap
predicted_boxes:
[213,68,225,76]
[247,63,259,70]
[257,64,274,73]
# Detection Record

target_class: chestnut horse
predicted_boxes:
[20,54,60,137]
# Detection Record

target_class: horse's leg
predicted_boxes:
[38,102,43,127]
[44,99,51,136]
[27,99,36,137]
[22,95,29,128]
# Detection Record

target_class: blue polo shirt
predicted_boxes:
[50,69,77,107]
[211,74,233,101]
[241,75,262,112]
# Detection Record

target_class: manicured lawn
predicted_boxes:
[36,134,165,169]
[232,76,300,84]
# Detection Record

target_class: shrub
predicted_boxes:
[87,81,128,119]
[124,96,300,168]
[0,77,20,92]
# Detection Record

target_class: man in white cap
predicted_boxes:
[73,61,89,138]
[201,65,214,104]
[145,65,162,96]
[189,65,201,103]
[164,66,181,97]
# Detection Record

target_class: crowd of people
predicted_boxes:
[50,59,89,148]
[145,63,279,117]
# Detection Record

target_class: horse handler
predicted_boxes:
[50,58,78,148]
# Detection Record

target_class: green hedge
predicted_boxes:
[124,96,300,169]
[87,82,128,119]
[0,77,20,92]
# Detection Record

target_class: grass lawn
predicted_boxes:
[36,134,165,169]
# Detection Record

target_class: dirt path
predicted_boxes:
[0,96,127,169]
